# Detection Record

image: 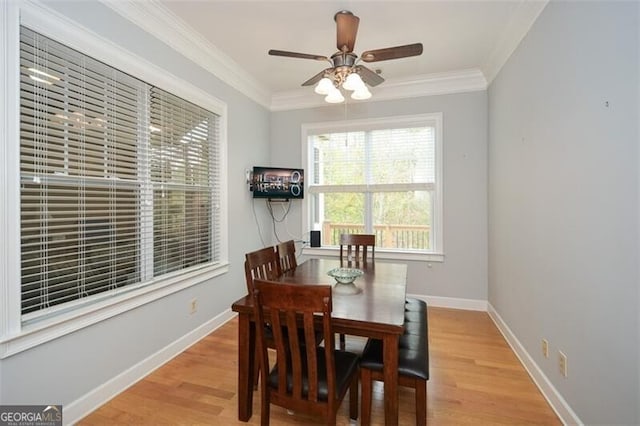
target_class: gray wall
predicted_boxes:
[270,93,488,299]
[488,1,639,424]
[0,0,271,409]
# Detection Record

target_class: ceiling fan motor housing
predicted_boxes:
[328,52,358,84]
[331,52,357,67]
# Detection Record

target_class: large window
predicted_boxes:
[19,26,221,317]
[304,114,443,258]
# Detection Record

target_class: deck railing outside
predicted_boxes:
[322,222,431,250]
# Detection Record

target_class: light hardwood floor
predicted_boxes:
[79,307,561,425]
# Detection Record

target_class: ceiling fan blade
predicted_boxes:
[268,49,328,61]
[361,43,423,62]
[355,65,384,87]
[301,68,332,86]
[335,11,359,53]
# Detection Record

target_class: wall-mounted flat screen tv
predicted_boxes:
[251,166,304,200]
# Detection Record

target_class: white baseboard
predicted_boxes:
[487,303,582,425]
[408,293,488,311]
[63,309,237,425]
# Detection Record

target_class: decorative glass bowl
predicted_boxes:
[327,267,364,284]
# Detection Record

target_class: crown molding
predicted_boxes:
[101,0,539,111]
[482,0,549,84]
[101,0,272,109]
[270,68,487,111]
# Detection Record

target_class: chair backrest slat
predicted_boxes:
[304,313,319,401]
[339,233,376,264]
[286,310,303,398]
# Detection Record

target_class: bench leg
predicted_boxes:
[360,368,373,426]
[415,378,427,426]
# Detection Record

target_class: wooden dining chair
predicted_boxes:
[252,279,359,426]
[275,240,297,273]
[244,246,281,297]
[245,245,322,388]
[339,233,376,264]
[338,233,376,350]
[244,246,282,387]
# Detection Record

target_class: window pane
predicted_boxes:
[372,191,432,250]
[312,193,365,246]
[310,132,366,185]
[20,27,142,182]
[21,183,140,314]
[150,88,217,277]
[153,189,212,275]
[370,127,435,184]
[150,90,213,186]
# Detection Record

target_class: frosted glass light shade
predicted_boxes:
[342,73,365,91]
[351,87,372,100]
[325,87,345,103]
[314,77,333,95]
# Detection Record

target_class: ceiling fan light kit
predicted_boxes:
[314,77,334,95]
[269,10,423,104]
[325,88,345,103]
[342,72,365,91]
[351,87,372,100]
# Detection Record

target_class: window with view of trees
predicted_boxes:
[304,114,442,254]
[19,26,221,317]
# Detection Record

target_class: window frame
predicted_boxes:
[301,114,444,262]
[0,1,229,358]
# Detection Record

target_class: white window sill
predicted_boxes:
[301,246,444,262]
[0,262,229,359]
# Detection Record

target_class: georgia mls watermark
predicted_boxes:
[0,405,62,426]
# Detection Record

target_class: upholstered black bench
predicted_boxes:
[360,298,429,425]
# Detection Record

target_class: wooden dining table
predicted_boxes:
[231,257,408,425]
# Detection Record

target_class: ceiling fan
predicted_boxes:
[268,10,423,103]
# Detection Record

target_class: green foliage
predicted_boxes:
[312,128,433,228]
[324,193,363,223]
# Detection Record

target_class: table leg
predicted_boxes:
[383,333,400,426]
[237,313,255,421]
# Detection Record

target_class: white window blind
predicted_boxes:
[19,26,220,317]
[306,116,441,252]
[150,89,218,275]
[308,127,435,192]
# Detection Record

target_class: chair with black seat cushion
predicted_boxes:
[245,246,282,388]
[252,279,359,426]
[275,240,297,273]
[360,298,429,426]
[245,246,323,389]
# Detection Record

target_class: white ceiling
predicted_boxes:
[106,0,548,109]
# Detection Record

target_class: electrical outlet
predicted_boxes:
[190,298,198,315]
[542,339,549,358]
[559,351,568,377]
